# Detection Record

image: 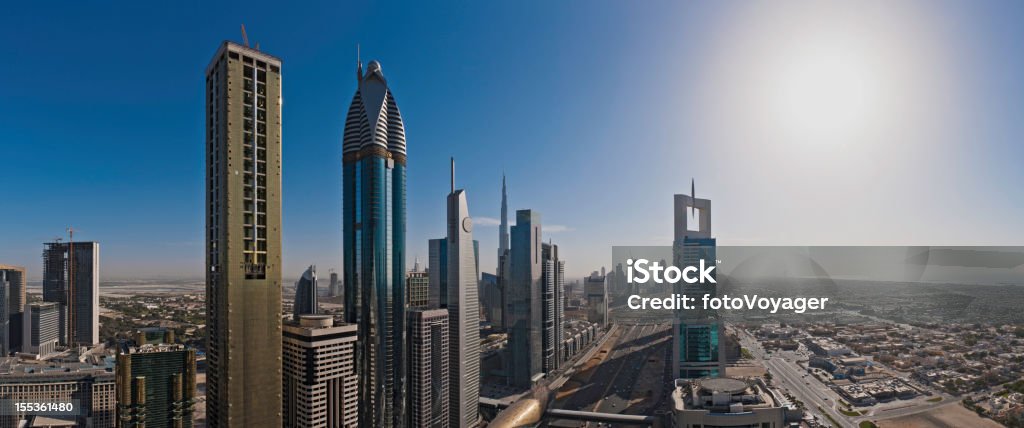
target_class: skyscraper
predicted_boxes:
[342,57,408,427]
[508,210,543,387]
[541,242,564,372]
[672,188,724,379]
[0,272,8,355]
[583,270,607,325]
[428,238,447,309]
[407,308,449,428]
[498,174,509,264]
[479,272,500,325]
[204,41,283,427]
[115,343,197,428]
[42,240,99,346]
[445,159,481,427]
[495,175,510,330]
[282,315,358,428]
[0,265,25,353]
[294,265,318,318]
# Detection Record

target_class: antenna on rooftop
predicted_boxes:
[240,24,250,47]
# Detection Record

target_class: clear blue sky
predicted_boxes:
[3,1,1023,280]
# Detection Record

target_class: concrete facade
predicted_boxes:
[204,41,284,427]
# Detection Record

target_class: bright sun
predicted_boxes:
[767,41,884,144]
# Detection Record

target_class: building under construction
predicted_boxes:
[42,240,100,346]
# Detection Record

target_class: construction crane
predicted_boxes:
[240,24,249,47]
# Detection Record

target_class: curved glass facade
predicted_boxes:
[342,60,407,428]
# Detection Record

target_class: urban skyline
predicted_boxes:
[0,18,1021,428]
[6,2,1024,282]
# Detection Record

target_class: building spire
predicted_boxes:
[356,43,362,83]
[498,173,510,258]
[450,157,455,193]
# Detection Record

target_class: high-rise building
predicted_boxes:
[407,308,449,428]
[116,343,197,428]
[479,272,500,325]
[444,159,480,427]
[282,315,358,428]
[407,269,430,309]
[495,175,510,331]
[672,188,724,379]
[498,175,509,265]
[329,270,341,298]
[342,57,408,427]
[204,41,284,427]
[0,364,115,428]
[42,241,99,346]
[541,242,564,371]
[583,270,608,326]
[23,302,59,355]
[0,265,25,353]
[428,238,447,309]
[294,265,318,318]
[508,210,543,387]
[0,273,8,356]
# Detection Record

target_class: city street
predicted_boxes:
[556,323,671,423]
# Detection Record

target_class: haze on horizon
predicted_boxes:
[2,1,1023,281]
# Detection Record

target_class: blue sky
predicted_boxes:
[2,1,1023,280]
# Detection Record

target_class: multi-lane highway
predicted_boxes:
[558,323,671,423]
[737,329,853,427]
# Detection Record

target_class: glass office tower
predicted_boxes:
[342,58,408,427]
[672,191,725,379]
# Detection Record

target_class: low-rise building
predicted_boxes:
[670,377,787,428]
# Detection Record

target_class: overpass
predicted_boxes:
[480,397,659,426]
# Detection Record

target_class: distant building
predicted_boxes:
[42,241,99,346]
[407,269,430,309]
[582,270,607,326]
[408,308,449,428]
[282,315,358,428]
[672,188,724,379]
[24,302,59,355]
[479,272,500,325]
[508,210,544,387]
[541,242,564,372]
[496,175,510,331]
[329,270,341,298]
[115,343,197,428]
[0,363,115,428]
[670,377,787,428]
[293,265,318,318]
[0,265,26,353]
[498,175,509,269]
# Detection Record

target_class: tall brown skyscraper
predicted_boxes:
[204,40,283,427]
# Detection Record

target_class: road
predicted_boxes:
[737,329,853,428]
[557,323,671,423]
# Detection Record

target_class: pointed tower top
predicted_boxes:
[450,157,456,193]
[356,43,362,83]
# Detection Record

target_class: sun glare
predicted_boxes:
[767,40,884,145]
